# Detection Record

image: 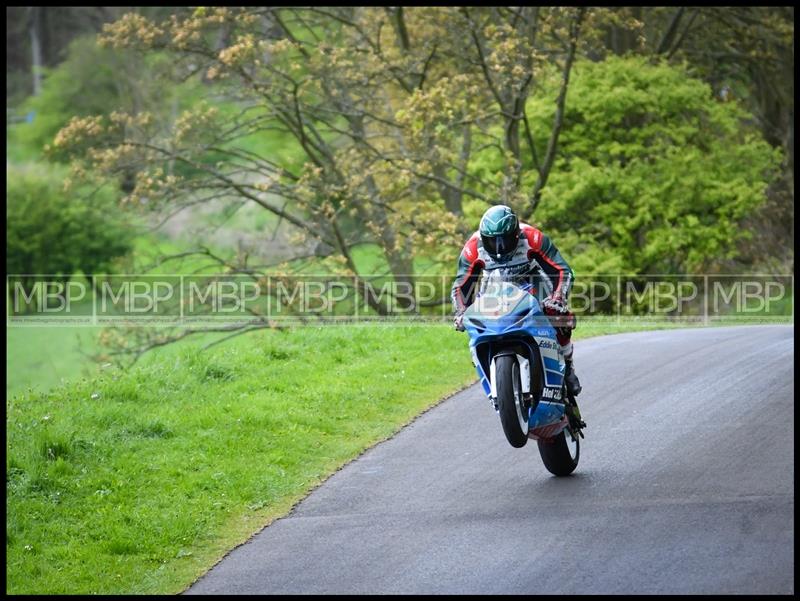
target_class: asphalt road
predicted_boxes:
[186,325,794,595]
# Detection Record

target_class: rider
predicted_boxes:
[451,204,582,398]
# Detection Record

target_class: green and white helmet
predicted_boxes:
[479,205,520,260]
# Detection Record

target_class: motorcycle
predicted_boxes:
[462,268,585,476]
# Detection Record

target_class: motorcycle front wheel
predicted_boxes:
[495,354,529,448]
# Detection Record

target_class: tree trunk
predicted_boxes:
[29,7,43,95]
[526,7,585,218]
[433,165,464,217]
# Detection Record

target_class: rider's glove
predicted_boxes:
[453,311,466,331]
[542,292,568,315]
[542,292,575,332]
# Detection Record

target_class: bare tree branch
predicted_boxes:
[527,7,586,217]
[656,7,686,55]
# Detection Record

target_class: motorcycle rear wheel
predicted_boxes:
[537,428,579,476]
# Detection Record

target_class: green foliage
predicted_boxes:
[7,34,202,163]
[9,37,118,161]
[525,56,781,274]
[6,163,134,282]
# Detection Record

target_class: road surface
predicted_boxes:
[187,325,794,595]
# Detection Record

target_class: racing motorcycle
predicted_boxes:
[462,268,586,476]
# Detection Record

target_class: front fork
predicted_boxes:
[488,353,533,413]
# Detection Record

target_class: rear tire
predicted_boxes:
[537,428,579,476]
[495,355,529,448]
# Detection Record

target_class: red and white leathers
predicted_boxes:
[451,222,577,360]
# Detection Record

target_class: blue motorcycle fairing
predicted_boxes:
[464,280,566,433]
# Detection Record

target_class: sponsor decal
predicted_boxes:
[540,387,562,400]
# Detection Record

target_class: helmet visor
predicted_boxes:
[482,230,519,257]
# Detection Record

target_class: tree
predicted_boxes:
[595,7,794,271]
[46,7,601,359]
[54,8,591,307]
[6,163,134,303]
[52,8,783,360]
[526,56,781,275]
[6,6,180,105]
[8,33,201,166]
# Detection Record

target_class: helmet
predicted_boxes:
[479,205,520,260]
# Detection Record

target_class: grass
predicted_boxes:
[6,326,104,397]
[4,220,236,396]
[4,229,445,397]
[6,324,476,594]
[7,312,790,397]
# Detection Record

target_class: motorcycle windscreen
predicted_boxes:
[468,283,528,318]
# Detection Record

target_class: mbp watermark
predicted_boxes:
[6,273,794,326]
[10,280,89,314]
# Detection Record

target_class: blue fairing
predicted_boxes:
[464,279,566,431]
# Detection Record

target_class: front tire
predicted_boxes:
[537,428,579,476]
[495,355,529,448]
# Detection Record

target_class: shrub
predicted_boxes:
[6,163,134,294]
[525,56,782,274]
